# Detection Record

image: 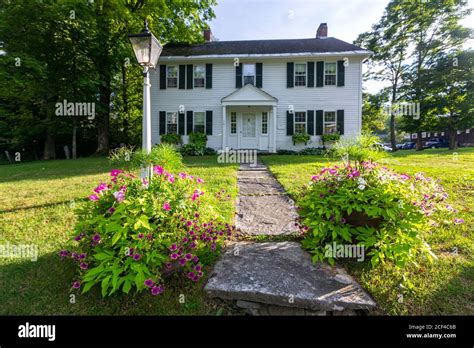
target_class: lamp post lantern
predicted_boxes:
[128,19,162,178]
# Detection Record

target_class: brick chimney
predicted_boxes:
[203,28,214,42]
[316,23,328,39]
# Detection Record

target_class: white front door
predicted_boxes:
[240,113,258,149]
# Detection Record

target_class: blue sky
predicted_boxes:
[209,0,474,93]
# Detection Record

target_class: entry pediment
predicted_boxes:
[221,84,278,105]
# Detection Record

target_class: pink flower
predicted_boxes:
[89,194,99,201]
[163,202,171,211]
[110,169,123,177]
[94,182,108,194]
[196,177,204,184]
[141,178,149,188]
[113,191,125,203]
[179,172,187,179]
[329,169,337,175]
[168,175,175,184]
[311,175,319,181]
[153,166,164,175]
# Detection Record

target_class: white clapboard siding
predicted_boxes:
[150,55,363,151]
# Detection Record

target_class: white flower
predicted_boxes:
[357,178,367,186]
[358,184,366,190]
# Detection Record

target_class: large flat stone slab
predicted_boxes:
[236,195,299,235]
[237,172,285,195]
[205,242,376,313]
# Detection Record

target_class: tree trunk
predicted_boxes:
[43,132,56,160]
[416,131,423,151]
[95,77,111,155]
[72,118,77,159]
[390,86,397,152]
[448,128,457,150]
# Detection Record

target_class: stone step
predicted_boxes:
[205,242,376,315]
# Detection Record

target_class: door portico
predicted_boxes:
[221,84,278,152]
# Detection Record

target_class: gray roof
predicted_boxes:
[161,37,368,57]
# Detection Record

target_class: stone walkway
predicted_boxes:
[204,161,376,315]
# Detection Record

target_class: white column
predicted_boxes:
[141,67,152,179]
[272,105,277,153]
[222,105,227,151]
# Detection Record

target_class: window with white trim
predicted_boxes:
[261,112,268,135]
[324,62,337,86]
[194,112,205,133]
[166,66,178,88]
[193,65,205,88]
[166,112,178,133]
[230,112,237,134]
[323,111,337,134]
[294,112,306,134]
[243,64,255,85]
[294,63,306,86]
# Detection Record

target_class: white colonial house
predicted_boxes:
[151,23,371,152]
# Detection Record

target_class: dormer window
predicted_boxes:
[243,64,256,85]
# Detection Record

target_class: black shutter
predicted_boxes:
[206,110,213,135]
[316,61,324,87]
[286,111,294,136]
[316,110,323,135]
[235,65,242,88]
[186,111,193,135]
[159,65,166,89]
[256,63,263,88]
[287,62,294,88]
[337,61,345,87]
[178,112,185,135]
[179,65,186,89]
[159,111,166,134]
[307,62,315,87]
[205,64,212,89]
[337,110,344,134]
[307,110,315,135]
[186,64,193,89]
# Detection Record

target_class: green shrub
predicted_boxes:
[180,132,209,157]
[299,162,462,272]
[329,134,385,165]
[188,132,207,147]
[292,133,310,145]
[160,133,182,145]
[321,133,341,143]
[64,166,234,297]
[109,144,183,172]
[298,147,324,156]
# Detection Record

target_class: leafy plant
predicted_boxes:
[299,162,463,272]
[180,132,209,157]
[63,166,234,297]
[189,132,207,147]
[161,133,182,145]
[321,133,341,143]
[109,144,184,172]
[330,134,385,167]
[292,133,310,145]
[298,147,324,155]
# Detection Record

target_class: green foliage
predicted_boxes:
[292,133,310,145]
[276,148,323,156]
[362,92,388,134]
[160,133,182,145]
[108,144,183,172]
[180,132,209,156]
[321,133,341,143]
[330,134,385,166]
[299,162,461,273]
[67,166,233,297]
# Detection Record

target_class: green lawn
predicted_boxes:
[0,156,239,315]
[261,148,474,315]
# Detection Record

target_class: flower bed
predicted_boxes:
[299,161,463,269]
[62,166,234,297]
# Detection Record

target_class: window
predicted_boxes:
[193,65,205,88]
[261,112,268,135]
[166,112,178,133]
[294,112,306,134]
[323,111,337,134]
[167,66,178,88]
[324,62,337,86]
[194,112,205,133]
[243,64,255,85]
[230,112,237,134]
[294,63,306,86]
